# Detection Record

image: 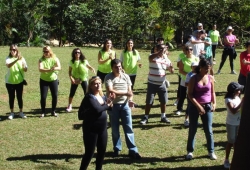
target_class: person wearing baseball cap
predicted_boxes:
[151,37,164,54]
[216,26,239,75]
[223,82,244,168]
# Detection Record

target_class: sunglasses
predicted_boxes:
[75,51,80,54]
[186,48,193,51]
[10,49,16,51]
[43,51,49,53]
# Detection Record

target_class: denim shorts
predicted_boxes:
[226,124,239,144]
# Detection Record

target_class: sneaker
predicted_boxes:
[40,114,45,118]
[186,152,193,160]
[66,107,72,112]
[19,112,27,119]
[140,116,148,125]
[223,159,230,169]
[176,110,181,116]
[52,112,58,117]
[216,70,220,74]
[161,117,171,124]
[213,58,216,61]
[184,120,189,127]
[128,152,141,160]
[231,70,237,74]
[173,100,179,106]
[8,113,15,120]
[208,152,217,160]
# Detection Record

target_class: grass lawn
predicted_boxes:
[0,46,242,170]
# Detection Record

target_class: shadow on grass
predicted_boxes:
[215,91,227,97]
[6,153,82,163]
[138,165,223,170]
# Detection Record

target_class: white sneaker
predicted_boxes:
[184,120,189,127]
[208,152,217,160]
[8,113,15,120]
[186,152,193,160]
[19,112,27,119]
[223,159,230,169]
[176,111,181,116]
[173,100,178,106]
[66,107,72,112]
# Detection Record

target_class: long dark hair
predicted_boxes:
[71,48,86,63]
[195,58,210,74]
[101,39,112,52]
[124,39,136,55]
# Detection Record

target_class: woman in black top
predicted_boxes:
[79,76,113,170]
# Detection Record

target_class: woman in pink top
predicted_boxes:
[238,40,250,92]
[217,26,239,74]
[186,59,217,160]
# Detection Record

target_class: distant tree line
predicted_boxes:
[1,0,250,48]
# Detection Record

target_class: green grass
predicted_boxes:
[0,46,242,169]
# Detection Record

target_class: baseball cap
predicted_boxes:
[198,29,206,34]
[197,23,203,26]
[227,82,244,93]
[191,62,199,66]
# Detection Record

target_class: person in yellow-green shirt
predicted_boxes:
[120,39,142,90]
[97,39,116,82]
[38,46,61,118]
[5,44,28,120]
[66,48,95,112]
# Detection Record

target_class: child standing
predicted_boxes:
[224,82,244,169]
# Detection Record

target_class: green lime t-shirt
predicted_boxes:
[40,57,59,81]
[180,55,199,80]
[120,50,140,75]
[97,50,115,73]
[69,60,89,81]
[5,56,27,84]
[208,30,220,44]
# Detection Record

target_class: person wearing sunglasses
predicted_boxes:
[66,48,95,112]
[5,44,28,120]
[176,46,199,118]
[38,46,61,118]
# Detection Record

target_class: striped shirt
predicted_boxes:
[148,55,171,85]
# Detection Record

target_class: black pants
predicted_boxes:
[40,79,58,113]
[238,73,246,93]
[69,81,88,98]
[80,129,107,170]
[5,82,23,109]
[177,75,181,98]
[129,75,136,90]
[97,70,108,83]
[218,47,235,71]
[212,45,217,59]
[177,85,187,111]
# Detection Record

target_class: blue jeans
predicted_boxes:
[110,103,138,153]
[187,102,214,153]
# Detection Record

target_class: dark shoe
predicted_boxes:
[161,117,171,124]
[113,150,120,157]
[128,152,141,160]
[140,116,148,125]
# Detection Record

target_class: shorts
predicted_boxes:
[226,124,239,144]
[145,82,168,104]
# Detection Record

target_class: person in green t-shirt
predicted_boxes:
[208,24,223,62]
[5,44,28,120]
[120,39,142,90]
[38,46,61,118]
[66,48,95,112]
[97,39,116,82]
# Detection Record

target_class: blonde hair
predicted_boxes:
[87,76,104,96]
[42,46,56,58]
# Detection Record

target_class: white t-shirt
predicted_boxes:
[190,36,204,57]
[225,97,241,125]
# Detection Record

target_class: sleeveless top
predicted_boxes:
[193,75,212,103]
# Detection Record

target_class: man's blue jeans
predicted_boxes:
[187,102,214,153]
[110,103,138,153]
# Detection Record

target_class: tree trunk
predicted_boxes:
[230,72,250,169]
